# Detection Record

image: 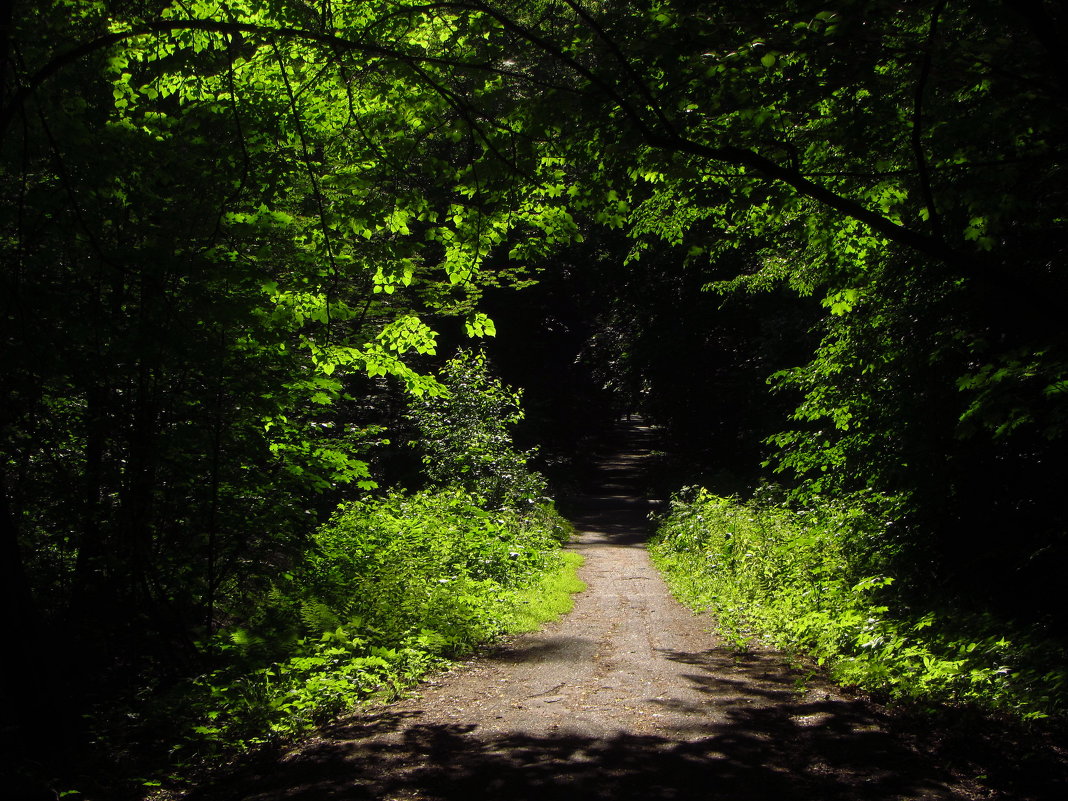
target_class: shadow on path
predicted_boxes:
[188,691,957,801]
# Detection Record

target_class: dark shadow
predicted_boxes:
[186,702,959,801]
[564,422,662,549]
[484,636,598,665]
[186,644,1068,801]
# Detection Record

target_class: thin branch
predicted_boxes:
[559,0,678,136]
[404,58,527,176]
[35,105,113,269]
[207,33,253,244]
[911,0,946,239]
[272,38,338,342]
[463,1,663,141]
[339,64,411,176]
[661,134,961,265]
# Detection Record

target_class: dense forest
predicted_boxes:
[3,1,1068,797]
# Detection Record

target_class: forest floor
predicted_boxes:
[185,422,1066,801]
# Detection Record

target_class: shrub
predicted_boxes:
[297,488,564,646]
[133,488,579,789]
[406,349,548,508]
[650,487,1068,720]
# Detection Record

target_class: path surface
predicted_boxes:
[190,424,1001,800]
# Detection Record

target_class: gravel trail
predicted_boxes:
[188,423,1027,800]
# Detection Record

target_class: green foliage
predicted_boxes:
[131,487,578,786]
[301,487,563,630]
[5,0,1068,794]
[407,350,550,508]
[761,269,958,497]
[650,488,1068,720]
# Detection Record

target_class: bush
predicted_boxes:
[406,349,548,508]
[650,487,1068,720]
[297,488,564,646]
[130,489,578,791]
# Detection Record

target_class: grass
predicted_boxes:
[503,551,586,632]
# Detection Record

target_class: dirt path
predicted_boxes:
[188,424,1043,800]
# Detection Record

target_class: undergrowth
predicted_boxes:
[89,489,580,799]
[649,487,1068,721]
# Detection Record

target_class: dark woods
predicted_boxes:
[3,0,1068,797]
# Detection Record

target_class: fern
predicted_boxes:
[298,601,341,635]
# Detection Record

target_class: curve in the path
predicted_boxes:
[189,423,977,801]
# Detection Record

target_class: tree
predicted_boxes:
[0,0,551,750]
[5,1,1068,787]
[407,349,548,508]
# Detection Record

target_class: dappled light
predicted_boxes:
[4,2,1068,798]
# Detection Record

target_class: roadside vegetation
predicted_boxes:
[21,353,582,800]
[142,491,579,787]
[651,489,1068,721]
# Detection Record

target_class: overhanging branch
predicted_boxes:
[0,16,553,139]
[1,10,966,267]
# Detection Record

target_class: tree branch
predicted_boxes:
[911,0,946,239]
[0,11,965,267]
[0,17,553,139]
[468,3,962,265]
[559,0,678,137]
[272,38,338,343]
[660,133,961,265]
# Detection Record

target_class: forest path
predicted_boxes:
[190,422,980,801]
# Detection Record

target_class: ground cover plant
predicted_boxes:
[76,488,580,799]
[650,488,1068,721]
